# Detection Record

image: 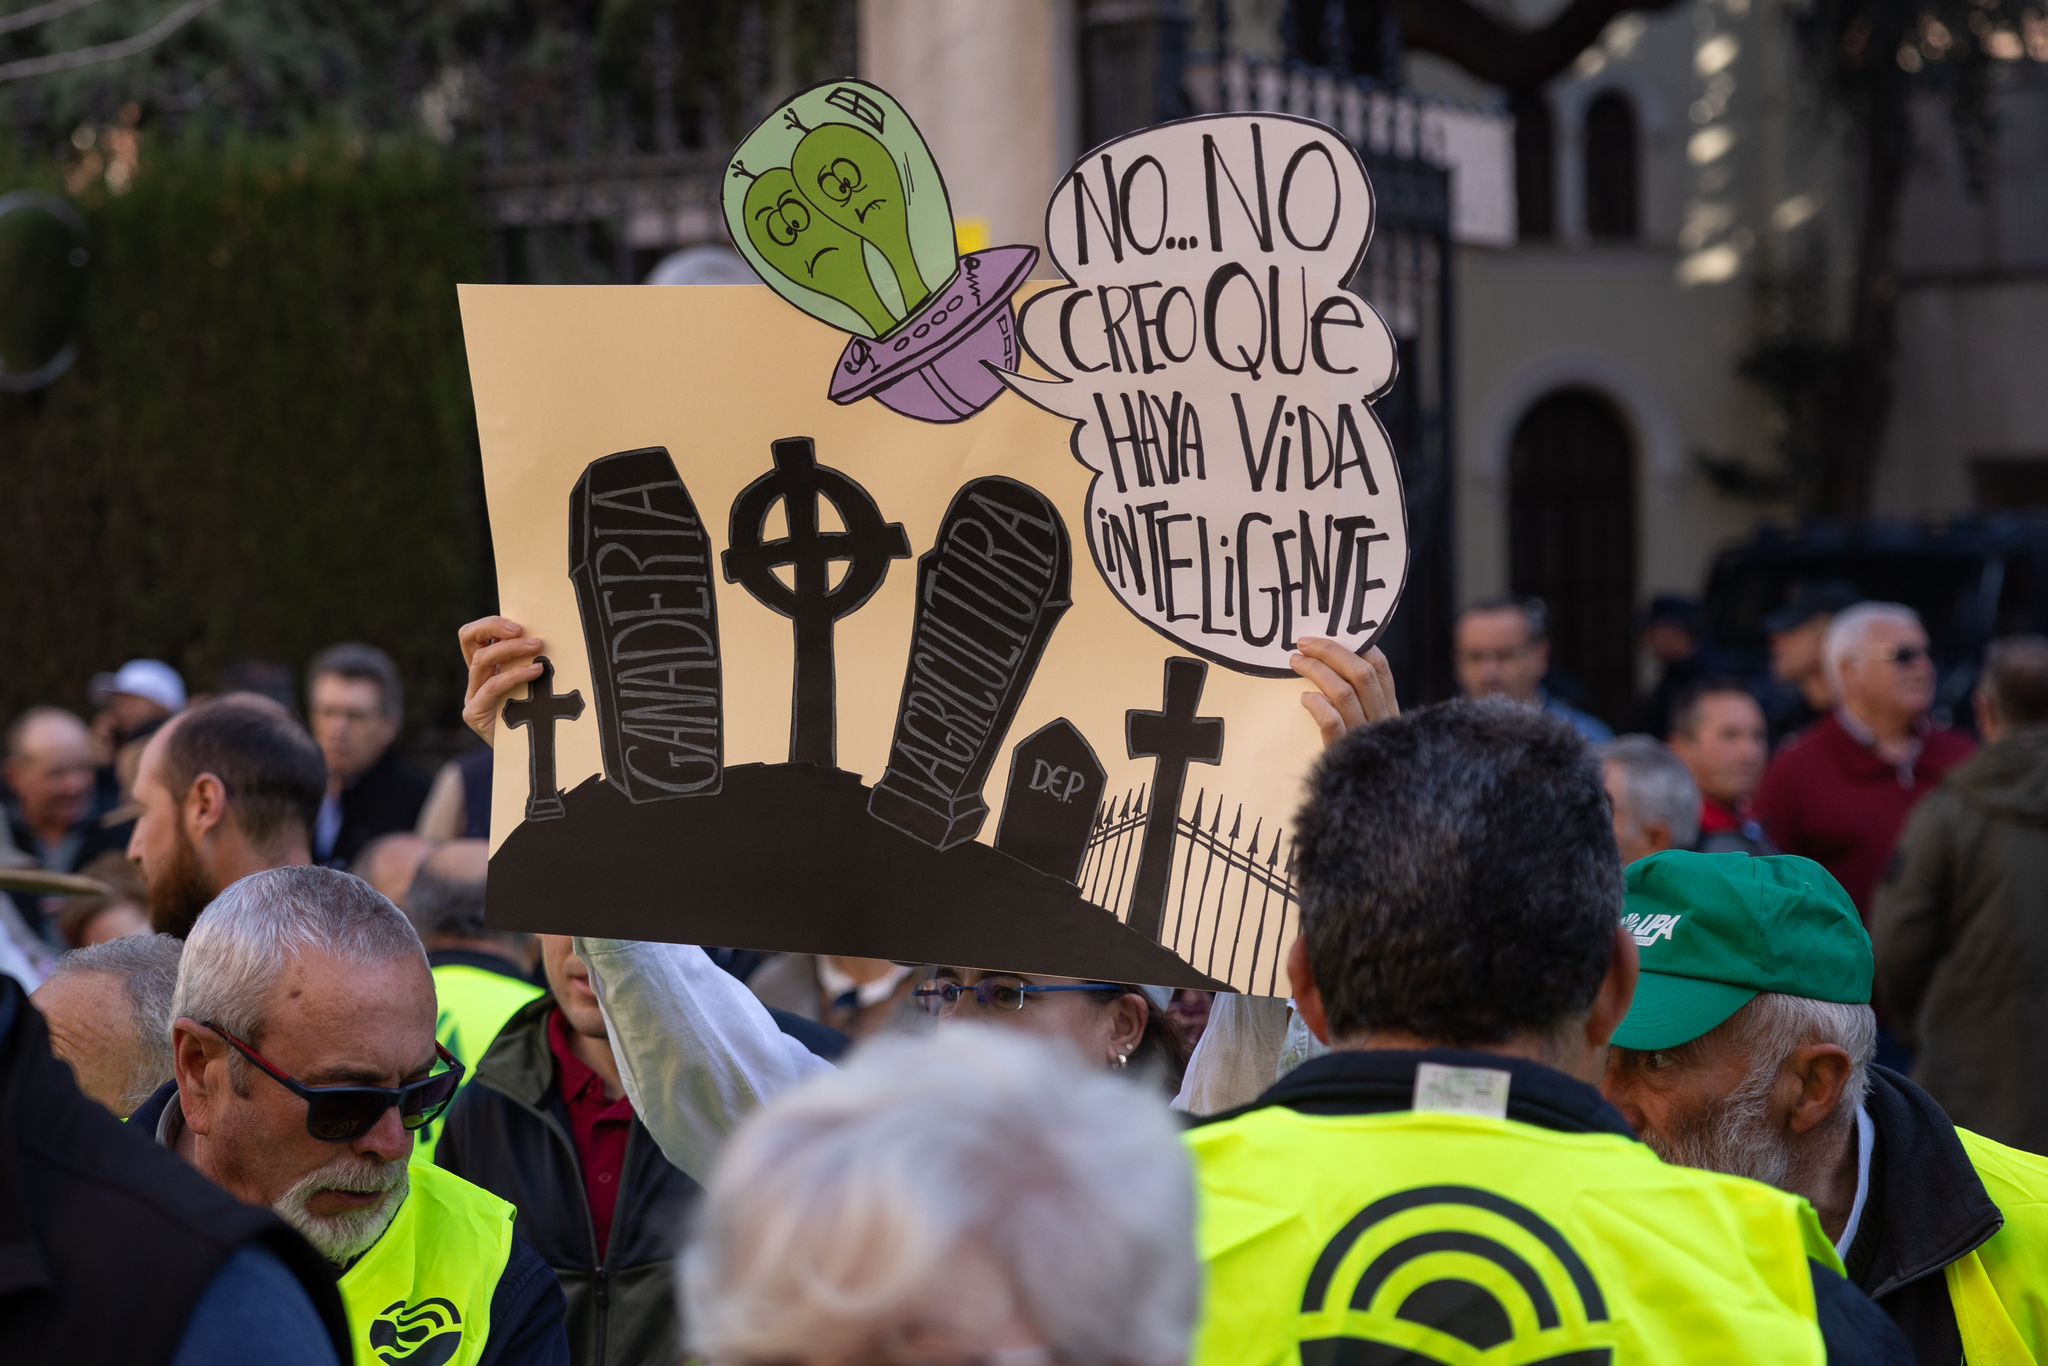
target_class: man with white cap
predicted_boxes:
[88,658,187,815]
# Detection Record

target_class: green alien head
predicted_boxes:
[723,80,959,340]
[737,163,898,338]
[789,117,937,315]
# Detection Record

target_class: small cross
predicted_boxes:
[503,656,585,822]
[1124,657,1225,943]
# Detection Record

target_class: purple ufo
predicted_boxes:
[828,245,1038,424]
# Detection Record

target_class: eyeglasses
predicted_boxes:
[912,977,1127,1017]
[1865,645,1929,667]
[201,1020,465,1144]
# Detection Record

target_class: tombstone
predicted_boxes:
[868,477,1073,851]
[723,436,910,767]
[1124,657,1225,943]
[569,447,723,802]
[993,718,1105,884]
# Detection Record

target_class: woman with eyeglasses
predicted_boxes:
[458,617,1394,1182]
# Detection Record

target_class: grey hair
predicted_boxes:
[1598,735,1701,851]
[171,866,426,1047]
[1823,602,1922,695]
[49,933,184,1113]
[680,1026,1199,1366]
[1728,991,1877,1118]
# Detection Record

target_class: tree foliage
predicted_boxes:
[0,129,490,730]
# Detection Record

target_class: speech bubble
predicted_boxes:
[1006,112,1408,676]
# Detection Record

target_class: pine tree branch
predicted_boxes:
[0,0,220,85]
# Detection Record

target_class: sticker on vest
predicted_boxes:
[1412,1063,1511,1119]
[369,1297,464,1366]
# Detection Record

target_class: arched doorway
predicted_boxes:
[1508,389,1638,728]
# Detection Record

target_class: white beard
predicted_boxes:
[274,1154,410,1265]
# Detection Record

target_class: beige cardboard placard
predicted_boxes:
[464,99,1405,996]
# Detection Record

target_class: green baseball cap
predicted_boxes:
[1611,851,1872,1052]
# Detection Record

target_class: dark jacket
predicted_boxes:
[0,979,348,1366]
[328,745,432,867]
[130,1081,570,1366]
[437,996,699,1366]
[1200,1049,1915,1366]
[1847,1065,2014,1363]
[1871,727,2048,1151]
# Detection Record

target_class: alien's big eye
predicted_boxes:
[817,157,864,204]
[765,192,812,246]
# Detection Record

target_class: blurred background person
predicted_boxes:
[31,932,182,1117]
[1635,594,1720,739]
[746,951,926,1042]
[1669,679,1776,855]
[5,707,126,939]
[1765,581,1862,747]
[1755,603,1974,922]
[417,747,494,841]
[440,933,699,1366]
[404,838,543,1161]
[680,1026,1197,1366]
[353,831,439,910]
[1599,735,1701,864]
[1875,635,2048,1153]
[87,657,186,807]
[306,643,430,868]
[1453,598,1612,742]
[52,850,151,948]
[127,694,326,937]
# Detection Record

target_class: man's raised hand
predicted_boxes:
[1291,638,1399,748]
[459,616,545,744]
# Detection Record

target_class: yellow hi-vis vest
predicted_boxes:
[415,963,544,1164]
[339,1162,516,1366]
[1944,1127,2048,1366]
[1187,1104,1838,1365]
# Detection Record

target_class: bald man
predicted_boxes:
[6,708,126,939]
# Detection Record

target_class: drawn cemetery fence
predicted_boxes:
[1078,785,1298,995]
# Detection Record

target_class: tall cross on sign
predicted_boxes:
[502,656,585,822]
[723,437,910,767]
[1123,657,1224,944]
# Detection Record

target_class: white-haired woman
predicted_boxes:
[456,618,1394,1178]
[680,1025,1199,1366]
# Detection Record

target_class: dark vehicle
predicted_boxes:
[1702,515,2048,728]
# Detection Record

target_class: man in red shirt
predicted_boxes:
[1753,603,1975,919]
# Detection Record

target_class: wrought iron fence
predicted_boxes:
[1080,784,1299,992]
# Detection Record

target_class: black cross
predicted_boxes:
[723,437,909,767]
[1124,657,1224,943]
[503,656,584,822]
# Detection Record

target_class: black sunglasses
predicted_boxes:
[201,1020,465,1144]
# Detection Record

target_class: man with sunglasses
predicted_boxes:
[132,865,569,1366]
[1754,603,1974,923]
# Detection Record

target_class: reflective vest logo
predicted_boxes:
[1620,912,1679,948]
[369,1297,464,1366]
[1299,1185,1617,1365]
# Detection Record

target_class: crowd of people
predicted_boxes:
[4,588,2048,1364]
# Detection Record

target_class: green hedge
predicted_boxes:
[0,130,491,734]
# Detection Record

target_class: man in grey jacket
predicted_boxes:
[1872,635,2048,1153]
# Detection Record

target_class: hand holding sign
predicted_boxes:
[1008,113,1409,676]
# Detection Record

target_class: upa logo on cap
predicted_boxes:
[1620,912,1680,948]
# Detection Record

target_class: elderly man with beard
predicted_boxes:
[1603,851,2048,1364]
[131,865,569,1366]
[126,695,326,938]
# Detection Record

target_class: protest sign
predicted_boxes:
[463,81,1407,994]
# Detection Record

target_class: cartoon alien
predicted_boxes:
[737,163,898,336]
[788,117,937,316]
